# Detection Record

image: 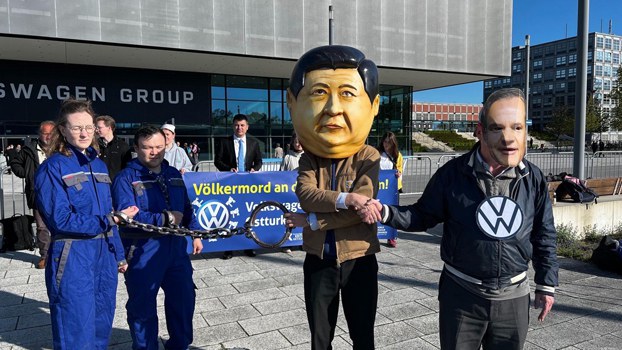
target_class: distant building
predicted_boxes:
[412,102,482,132]
[484,32,621,131]
[0,0,512,156]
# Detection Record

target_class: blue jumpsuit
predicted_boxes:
[112,159,199,350]
[34,145,126,350]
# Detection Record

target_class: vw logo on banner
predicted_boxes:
[476,196,523,240]
[197,201,230,230]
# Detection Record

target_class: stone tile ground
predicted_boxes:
[1,229,622,349]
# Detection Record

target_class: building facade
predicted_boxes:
[412,102,482,132]
[484,32,621,131]
[0,0,512,158]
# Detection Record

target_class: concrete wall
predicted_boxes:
[552,196,622,238]
[0,0,512,76]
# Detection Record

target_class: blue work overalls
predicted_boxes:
[35,145,125,350]
[112,159,198,350]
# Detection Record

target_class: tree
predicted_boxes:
[548,106,573,147]
[585,94,610,135]
[611,66,622,130]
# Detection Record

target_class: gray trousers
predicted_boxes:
[438,271,530,350]
[33,209,50,258]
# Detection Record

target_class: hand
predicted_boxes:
[534,293,555,322]
[120,206,139,220]
[231,168,238,173]
[118,262,128,274]
[395,170,402,178]
[345,193,372,210]
[250,168,256,173]
[357,199,383,224]
[284,212,309,228]
[170,211,184,225]
[192,238,203,255]
[180,168,187,175]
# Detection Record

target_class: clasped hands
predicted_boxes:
[283,193,382,228]
[347,193,383,225]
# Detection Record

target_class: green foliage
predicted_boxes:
[548,106,573,140]
[424,130,476,151]
[556,223,622,262]
[412,142,428,153]
[586,94,610,134]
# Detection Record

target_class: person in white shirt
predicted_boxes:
[161,123,193,174]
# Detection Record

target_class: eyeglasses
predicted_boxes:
[66,125,96,134]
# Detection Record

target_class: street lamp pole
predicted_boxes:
[329,5,334,45]
[525,35,531,127]
[574,0,589,179]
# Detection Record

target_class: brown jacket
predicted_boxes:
[296,145,381,263]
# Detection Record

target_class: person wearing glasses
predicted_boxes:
[35,98,138,349]
[95,115,132,180]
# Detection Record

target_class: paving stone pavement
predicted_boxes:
[1,227,622,349]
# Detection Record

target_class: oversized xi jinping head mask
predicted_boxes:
[287,45,380,159]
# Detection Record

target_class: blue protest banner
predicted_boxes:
[184,170,397,253]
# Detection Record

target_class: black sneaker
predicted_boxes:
[221,251,233,260]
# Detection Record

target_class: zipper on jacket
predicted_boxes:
[88,162,104,216]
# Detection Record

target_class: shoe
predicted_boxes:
[282,248,292,254]
[221,251,233,260]
[387,239,397,248]
[244,249,256,257]
[36,258,46,269]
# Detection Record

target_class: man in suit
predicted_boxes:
[214,113,262,259]
[214,114,262,173]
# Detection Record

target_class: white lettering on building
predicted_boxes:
[117,89,194,104]
[0,83,193,105]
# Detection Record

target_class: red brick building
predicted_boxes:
[412,102,482,132]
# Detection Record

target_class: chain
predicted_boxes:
[112,211,251,240]
[111,200,292,249]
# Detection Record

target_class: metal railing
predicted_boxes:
[193,159,282,172]
[0,166,30,220]
[1,152,621,219]
[401,156,433,194]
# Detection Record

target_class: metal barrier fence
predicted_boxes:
[1,152,620,219]
[193,159,282,172]
[400,151,622,195]
[401,156,433,194]
[0,166,30,220]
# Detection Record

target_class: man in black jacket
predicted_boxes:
[11,121,55,269]
[95,115,132,179]
[361,88,558,350]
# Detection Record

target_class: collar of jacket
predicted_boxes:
[67,144,98,165]
[126,157,172,175]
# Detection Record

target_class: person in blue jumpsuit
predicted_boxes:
[112,126,203,350]
[35,98,139,350]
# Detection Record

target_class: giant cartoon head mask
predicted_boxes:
[287,45,380,159]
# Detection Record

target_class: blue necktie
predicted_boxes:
[238,139,245,172]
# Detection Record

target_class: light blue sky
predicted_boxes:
[414,0,622,104]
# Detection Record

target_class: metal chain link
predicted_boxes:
[112,212,250,240]
[112,200,292,248]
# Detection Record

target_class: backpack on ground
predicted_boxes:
[591,235,622,274]
[0,214,35,252]
[555,175,598,204]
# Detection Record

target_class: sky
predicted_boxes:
[414,0,622,104]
